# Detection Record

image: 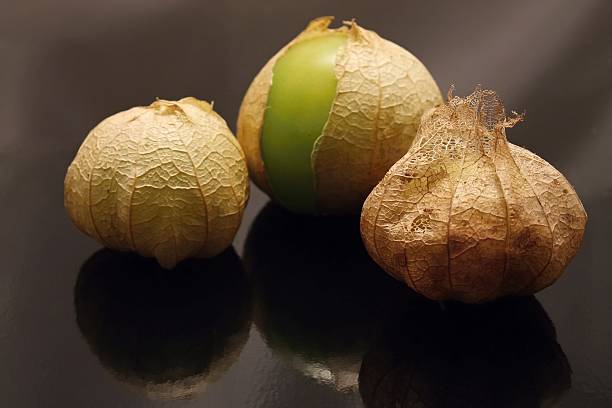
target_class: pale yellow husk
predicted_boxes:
[64,98,249,268]
[361,88,587,303]
[237,16,442,213]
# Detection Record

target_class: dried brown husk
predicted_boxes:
[64,98,249,268]
[361,88,587,303]
[237,16,442,213]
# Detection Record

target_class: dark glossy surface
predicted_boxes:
[2,0,612,406]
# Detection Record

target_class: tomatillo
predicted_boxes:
[238,16,442,214]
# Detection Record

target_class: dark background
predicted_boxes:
[1,0,611,406]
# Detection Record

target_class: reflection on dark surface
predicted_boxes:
[74,248,252,400]
[359,296,571,408]
[244,204,415,392]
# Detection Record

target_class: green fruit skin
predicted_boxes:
[261,33,347,214]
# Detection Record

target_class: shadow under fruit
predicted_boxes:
[359,295,572,408]
[74,248,252,400]
[244,203,415,392]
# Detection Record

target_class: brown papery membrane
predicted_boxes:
[361,87,587,303]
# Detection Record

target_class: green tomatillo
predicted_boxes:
[238,16,442,214]
[261,33,346,212]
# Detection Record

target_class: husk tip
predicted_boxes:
[342,18,367,39]
[446,84,456,101]
[178,96,214,112]
[445,85,525,130]
[504,110,525,128]
[306,16,335,32]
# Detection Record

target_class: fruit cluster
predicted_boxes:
[65,17,586,302]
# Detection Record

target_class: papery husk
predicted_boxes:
[361,88,587,303]
[237,16,442,213]
[64,98,249,268]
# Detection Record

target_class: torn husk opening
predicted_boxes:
[447,86,524,131]
[237,16,443,213]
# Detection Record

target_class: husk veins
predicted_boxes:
[237,16,442,213]
[361,88,587,303]
[65,98,249,268]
